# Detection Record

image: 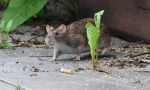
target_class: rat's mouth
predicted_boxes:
[45,36,55,45]
[49,36,55,44]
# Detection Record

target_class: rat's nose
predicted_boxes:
[54,31,59,36]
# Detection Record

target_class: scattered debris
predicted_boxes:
[16,61,19,64]
[125,52,150,58]
[30,73,37,76]
[95,66,111,74]
[29,66,40,72]
[74,64,84,72]
[23,66,27,71]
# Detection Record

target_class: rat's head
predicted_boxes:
[45,24,67,45]
[46,24,67,38]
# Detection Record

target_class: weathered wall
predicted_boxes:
[79,0,150,42]
[78,0,104,18]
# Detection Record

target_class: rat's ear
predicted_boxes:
[46,25,54,33]
[58,24,66,33]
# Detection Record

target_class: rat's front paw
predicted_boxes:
[101,47,109,55]
[74,55,81,60]
[49,58,56,62]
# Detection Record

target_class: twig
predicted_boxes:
[125,52,150,58]
[134,70,150,73]
[0,79,25,90]
[30,55,53,57]
[140,59,150,63]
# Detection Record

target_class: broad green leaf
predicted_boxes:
[86,22,100,63]
[5,19,13,33]
[94,10,104,28]
[1,0,47,32]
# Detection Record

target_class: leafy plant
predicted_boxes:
[0,19,13,48]
[0,0,47,32]
[16,85,30,90]
[0,0,47,48]
[0,39,11,48]
[16,85,21,90]
[85,10,104,69]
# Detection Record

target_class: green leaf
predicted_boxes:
[1,0,47,32]
[86,22,100,63]
[0,40,12,48]
[5,19,13,33]
[94,10,104,28]
[16,85,21,90]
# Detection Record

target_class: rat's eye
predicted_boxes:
[54,32,59,36]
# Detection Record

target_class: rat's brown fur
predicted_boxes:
[45,18,110,61]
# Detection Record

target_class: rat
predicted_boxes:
[45,18,111,61]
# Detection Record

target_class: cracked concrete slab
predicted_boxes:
[0,47,150,90]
